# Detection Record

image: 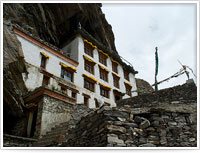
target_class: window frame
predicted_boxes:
[84,78,95,92]
[40,56,47,69]
[84,42,94,57]
[99,67,108,82]
[112,61,118,74]
[42,75,50,86]
[112,73,120,89]
[95,99,100,108]
[84,59,95,75]
[61,67,74,82]
[124,69,130,81]
[100,87,110,98]
[125,83,132,96]
[99,52,107,66]
[72,92,76,99]
[83,93,90,107]
[84,96,89,107]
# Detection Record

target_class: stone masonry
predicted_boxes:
[60,81,197,147]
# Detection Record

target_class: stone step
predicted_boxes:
[32,121,73,147]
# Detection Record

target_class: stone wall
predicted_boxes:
[34,95,91,137]
[104,109,196,147]
[118,80,196,108]
[62,108,108,147]
[62,106,197,147]
[61,81,197,147]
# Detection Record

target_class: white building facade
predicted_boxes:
[14,26,138,108]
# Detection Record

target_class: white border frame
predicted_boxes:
[0,0,199,150]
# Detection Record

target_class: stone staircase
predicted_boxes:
[32,121,76,147]
[32,104,93,147]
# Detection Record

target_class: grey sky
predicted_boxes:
[102,3,197,89]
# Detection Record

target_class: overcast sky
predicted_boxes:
[102,3,197,90]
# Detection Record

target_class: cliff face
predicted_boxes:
[3,3,116,133]
[3,3,116,51]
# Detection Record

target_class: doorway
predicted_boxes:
[27,107,38,137]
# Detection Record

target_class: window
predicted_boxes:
[83,93,90,107]
[84,97,89,107]
[40,52,50,69]
[84,42,93,57]
[42,75,50,86]
[100,68,108,82]
[84,78,95,92]
[61,87,68,95]
[72,92,76,99]
[100,87,109,98]
[40,56,47,69]
[112,61,118,74]
[95,99,100,108]
[84,59,94,74]
[125,84,132,96]
[99,52,107,66]
[61,68,73,82]
[113,74,120,88]
[61,86,66,91]
[124,69,130,81]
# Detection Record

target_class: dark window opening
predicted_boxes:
[113,75,120,88]
[99,52,107,66]
[100,68,108,82]
[61,68,73,82]
[84,79,95,92]
[112,62,118,74]
[95,99,100,108]
[61,87,68,95]
[84,42,94,57]
[84,60,94,74]
[84,96,89,107]
[115,95,121,101]
[125,85,132,96]
[124,70,130,81]
[42,75,50,86]
[40,56,47,69]
[72,92,76,99]
[100,87,109,98]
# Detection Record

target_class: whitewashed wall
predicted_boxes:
[17,34,137,108]
[73,35,138,108]
[16,35,76,79]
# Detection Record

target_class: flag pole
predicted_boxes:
[155,47,158,91]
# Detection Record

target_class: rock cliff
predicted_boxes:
[3,3,116,51]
